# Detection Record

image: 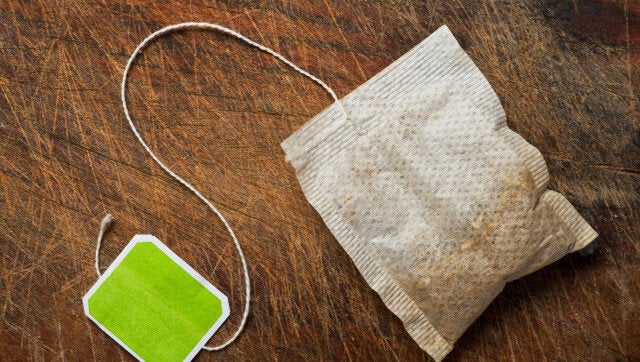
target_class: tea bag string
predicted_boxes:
[97,22,347,352]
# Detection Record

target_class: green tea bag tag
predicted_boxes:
[83,235,230,361]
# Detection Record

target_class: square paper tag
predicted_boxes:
[83,235,230,361]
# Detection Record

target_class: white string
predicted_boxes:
[117,22,345,351]
[95,213,114,277]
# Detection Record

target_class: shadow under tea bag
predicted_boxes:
[282,25,597,361]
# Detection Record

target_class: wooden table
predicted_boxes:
[1,0,638,360]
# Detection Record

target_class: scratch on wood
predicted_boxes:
[623,0,637,113]
[321,0,367,83]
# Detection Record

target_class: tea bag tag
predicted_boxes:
[83,235,230,361]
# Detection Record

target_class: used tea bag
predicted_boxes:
[282,25,597,361]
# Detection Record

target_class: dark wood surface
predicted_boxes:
[1,0,639,360]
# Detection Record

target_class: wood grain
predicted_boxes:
[0,0,638,360]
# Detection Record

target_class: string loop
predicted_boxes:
[112,22,345,351]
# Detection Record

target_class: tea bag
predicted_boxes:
[282,25,597,361]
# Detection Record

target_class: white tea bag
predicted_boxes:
[282,25,597,361]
